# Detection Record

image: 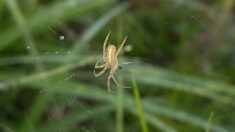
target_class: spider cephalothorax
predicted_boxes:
[94,31,131,92]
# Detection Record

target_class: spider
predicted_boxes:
[94,31,131,92]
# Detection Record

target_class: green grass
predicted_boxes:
[205,111,214,132]
[0,0,235,132]
[115,16,124,132]
[131,72,149,132]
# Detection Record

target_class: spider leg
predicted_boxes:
[103,31,111,59]
[94,67,107,77]
[95,58,106,68]
[107,75,112,92]
[116,36,127,57]
[95,64,106,69]
[112,75,130,88]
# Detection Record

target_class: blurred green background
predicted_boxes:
[0,0,235,132]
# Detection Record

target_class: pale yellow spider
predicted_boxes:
[94,31,131,92]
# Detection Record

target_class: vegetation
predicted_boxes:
[0,0,234,132]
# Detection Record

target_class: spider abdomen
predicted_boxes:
[106,45,117,65]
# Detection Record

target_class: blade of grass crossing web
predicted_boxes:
[116,80,124,132]
[0,56,97,90]
[205,111,214,132]
[6,0,43,71]
[131,72,149,132]
[116,16,124,132]
[0,54,99,67]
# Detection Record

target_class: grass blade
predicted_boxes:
[116,17,125,132]
[0,56,97,90]
[205,111,214,132]
[6,0,43,71]
[131,72,149,132]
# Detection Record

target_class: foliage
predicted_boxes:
[0,0,234,132]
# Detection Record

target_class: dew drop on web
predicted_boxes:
[125,45,132,52]
[59,35,64,40]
